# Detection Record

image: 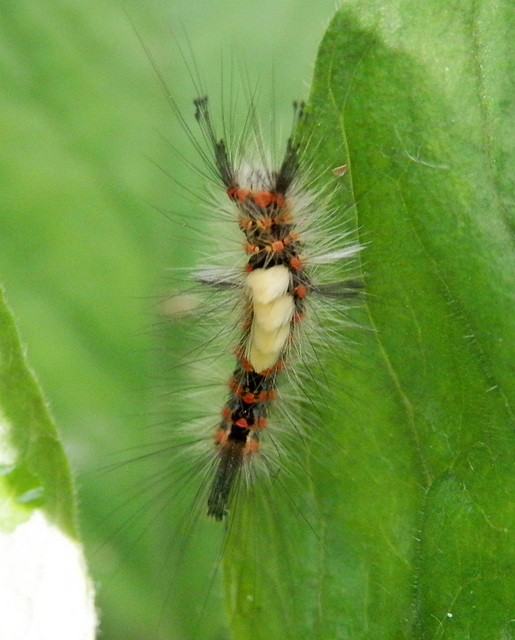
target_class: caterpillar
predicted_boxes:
[182,95,362,521]
[158,83,364,525]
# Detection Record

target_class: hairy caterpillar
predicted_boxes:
[181,95,362,521]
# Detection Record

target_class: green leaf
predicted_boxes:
[0,288,77,535]
[223,3,515,639]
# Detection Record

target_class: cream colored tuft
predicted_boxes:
[245,266,294,373]
[246,265,290,304]
[253,296,295,332]
[247,346,280,373]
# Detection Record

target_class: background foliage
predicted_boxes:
[0,0,513,639]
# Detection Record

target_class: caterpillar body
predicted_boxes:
[169,93,363,522]
[194,97,307,520]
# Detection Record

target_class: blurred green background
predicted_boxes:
[4,2,514,639]
[0,0,338,637]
